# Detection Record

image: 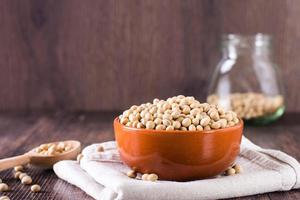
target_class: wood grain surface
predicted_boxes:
[0,112,299,200]
[0,0,299,112]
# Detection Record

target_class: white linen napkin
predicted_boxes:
[53,137,300,200]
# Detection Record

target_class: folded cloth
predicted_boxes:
[53,137,300,200]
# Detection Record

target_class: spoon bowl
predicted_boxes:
[0,140,81,171]
[28,140,81,168]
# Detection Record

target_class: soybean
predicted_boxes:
[31,184,41,193]
[119,95,239,131]
[21,176,32,185]
[0,183,9,192]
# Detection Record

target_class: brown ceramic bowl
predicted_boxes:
[114,118,243,181]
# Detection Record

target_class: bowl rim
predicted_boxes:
[114,117,243,135]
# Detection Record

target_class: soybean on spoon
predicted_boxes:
[0,140,81,171]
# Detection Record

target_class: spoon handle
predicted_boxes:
[0,154,30,171]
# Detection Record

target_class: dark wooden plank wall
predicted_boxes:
[0,0,298,112]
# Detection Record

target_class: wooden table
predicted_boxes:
[0,112,299,200]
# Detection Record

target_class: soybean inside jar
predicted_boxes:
[207,34,285,125]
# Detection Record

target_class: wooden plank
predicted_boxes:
[0,1,299,112]
[0,112,299,199]
[268,190,300,200]
[0,0,209,111]
[228,194,270,200]
[0,112,116,199]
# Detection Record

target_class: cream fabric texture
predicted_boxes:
[53,137,300,200]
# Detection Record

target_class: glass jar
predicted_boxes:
[207,34,285,125]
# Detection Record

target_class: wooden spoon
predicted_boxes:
[0,140,81,171]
